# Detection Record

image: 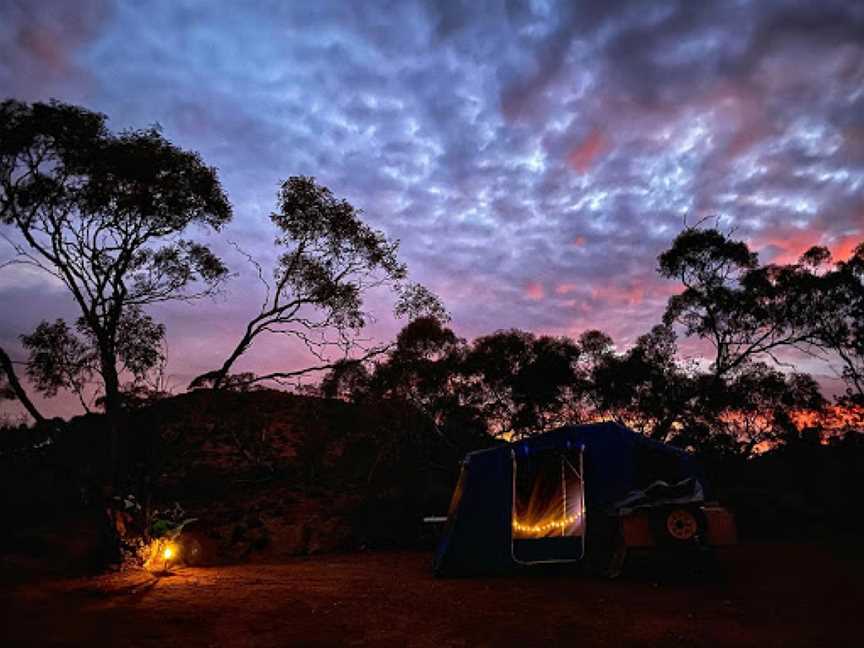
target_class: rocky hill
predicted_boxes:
[0,389,469,573]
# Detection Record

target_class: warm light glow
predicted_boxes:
[163,545,174,560]
[512,514,579,536]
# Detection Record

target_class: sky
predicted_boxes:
[1,0,863,419]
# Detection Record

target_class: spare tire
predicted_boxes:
[652,506,707,547]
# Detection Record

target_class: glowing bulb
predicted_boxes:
[163,545,174,560]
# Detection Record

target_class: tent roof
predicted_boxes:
[467,421,690,463]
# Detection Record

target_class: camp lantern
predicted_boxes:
[159,542,178,572]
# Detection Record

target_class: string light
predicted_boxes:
[512,514,579,536]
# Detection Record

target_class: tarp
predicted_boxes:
[433,421,705,576]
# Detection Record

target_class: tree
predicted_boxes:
[192,176,444,389]
[674,363,826,456]
[590,325,695,441]
[790,243,864,407]
[20,319,95,411]
[658,228,817,378]
[20,307,166,412]
[460,329,581,438]
[320,317,491,450]
[0,346,45,424]
[364,317,469,440]
[319,358,371,400]
[0,99,231,466]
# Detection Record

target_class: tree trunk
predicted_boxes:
[190,330,254,389]
[99,347,123,488]
[0,346,46,424]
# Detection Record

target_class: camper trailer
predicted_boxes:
[433,422,736,577]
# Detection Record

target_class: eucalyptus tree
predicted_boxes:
[789,243,864,408]
[457,329,582,438]
[192,176,445,389]
[0,99,231,462]
[658,227,818,378]
[19,307,166,413]
[0,346,43,424]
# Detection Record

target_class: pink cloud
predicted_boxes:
[752,227,863,265]
[17,25,68,74]
[524,281,545,301]
[567,130,606,173]
[832,232,863,261]
[752,229,821,265]
[591,283,645,306]
[587,278,681,308]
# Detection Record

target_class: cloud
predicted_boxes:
[567,130,606,173]
[1,0,863,418]
[524,282,546,301]
[0,0,111,100]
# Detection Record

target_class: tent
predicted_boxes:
[433,421,705,576]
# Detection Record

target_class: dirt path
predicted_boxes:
[2,543,861,647]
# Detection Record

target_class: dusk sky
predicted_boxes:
[2,0,863,419]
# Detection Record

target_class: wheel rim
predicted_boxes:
[666,509,698,540]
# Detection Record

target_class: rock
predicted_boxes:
[231,524,247,544]
[255,519,308,556]
[248,528,270,551]
[177,521,220,566]
[306,517,353,555]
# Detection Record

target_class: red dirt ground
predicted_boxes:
[2,542,861,647]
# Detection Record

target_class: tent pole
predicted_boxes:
[561,454,567,537]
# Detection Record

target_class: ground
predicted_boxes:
[2,543,861,647]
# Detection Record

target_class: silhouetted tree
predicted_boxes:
[320,317,491,451]
[590,324,694,440]
[20,307,166,412]
[20,319,95,411]
[0,346,44,424]
[790,243,864,407]
[658,228,816,378]
[319,359,372,400]
[460,329,581,438]
[660,228,863,427]
[191,176,444,390]
[366,317,469,442]
[0,99,232,471]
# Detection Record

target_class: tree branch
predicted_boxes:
[0,346,46,424]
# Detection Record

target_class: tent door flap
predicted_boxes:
[511,445,585,565]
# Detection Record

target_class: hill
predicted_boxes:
[0,389,467,574]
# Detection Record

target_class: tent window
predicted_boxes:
[512,448,584,540]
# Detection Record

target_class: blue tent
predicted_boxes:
[433,421,704,576]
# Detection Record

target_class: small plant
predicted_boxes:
[114,496,197,571]
[142,502,197,571]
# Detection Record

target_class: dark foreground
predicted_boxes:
[2,543,861,647]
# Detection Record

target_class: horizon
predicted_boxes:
[2,0,863,419]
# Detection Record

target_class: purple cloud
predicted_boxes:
[1,0,862,419]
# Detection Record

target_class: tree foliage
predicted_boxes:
[315,227,862,459]
[192,176,445,389]
[0,99,231,424]
[659,228,863,408]
[659,227,815,376]
[790,243,864,406]
[20,307,166,411]
[459,330,582,438]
